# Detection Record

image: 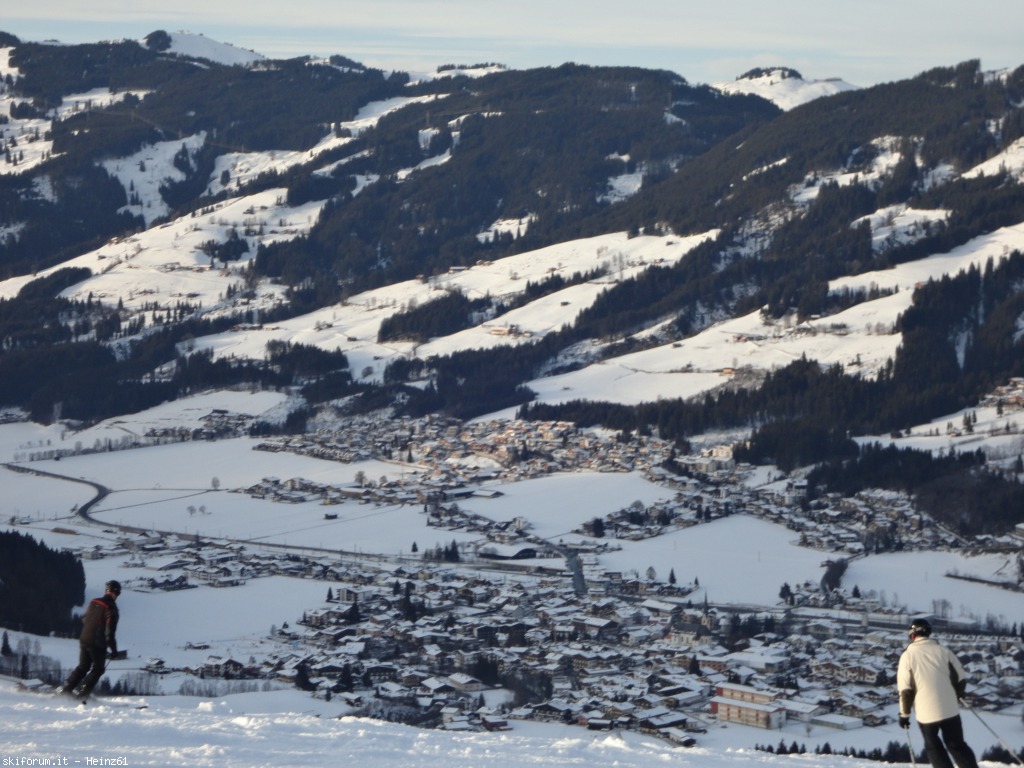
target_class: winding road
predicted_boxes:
[3,462,110,522]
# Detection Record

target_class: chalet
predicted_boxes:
[582,715,614,731]
[655,688,705,709]
[336,692,363,707]
[363,664,398,683]
[441,713,476,731]
[310,659,348,678]
[778,698,828,722]
[531,698,580,722]
[376,681,413,702]
[400,669,432,687]
[838,660,884,684]
[637,707,689,731]
[639,598,680,619]
[203,656,247,678]
[447,672,482,692]
[571,616,620,641]
[661,728,697,747]
[804,619,846,640]
[829,690,882,719]
[669,622,712,646]
[420,676,457,697]
[481,714,510,731]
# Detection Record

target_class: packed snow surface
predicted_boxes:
[0,675,1018,767]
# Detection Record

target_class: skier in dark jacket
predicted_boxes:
[897,618,978,768]
[61,580,121,700]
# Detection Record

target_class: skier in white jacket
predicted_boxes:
[897,618,978,768]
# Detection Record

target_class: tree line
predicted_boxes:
[0,530,85,635]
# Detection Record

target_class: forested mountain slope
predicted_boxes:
[1,32,1023,531]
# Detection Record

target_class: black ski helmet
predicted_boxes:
[105,580,122,596]
[909,618,932,637]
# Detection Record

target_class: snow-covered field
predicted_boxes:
[12,679,1016,768]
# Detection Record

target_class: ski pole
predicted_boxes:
[963,701,1024,766]
[906,726,916,767]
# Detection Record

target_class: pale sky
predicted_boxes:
[2,1,1022,86]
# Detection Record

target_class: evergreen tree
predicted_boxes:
[345,599,362,623]
[446,539,461,562]
[294,663,314,691]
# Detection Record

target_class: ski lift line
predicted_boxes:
[244,504,411,542]
[92,489,214,513]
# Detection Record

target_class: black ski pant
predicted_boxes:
[918,715,978,768]
[64,644,106,696]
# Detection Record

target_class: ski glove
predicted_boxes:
[898,715,911,729]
